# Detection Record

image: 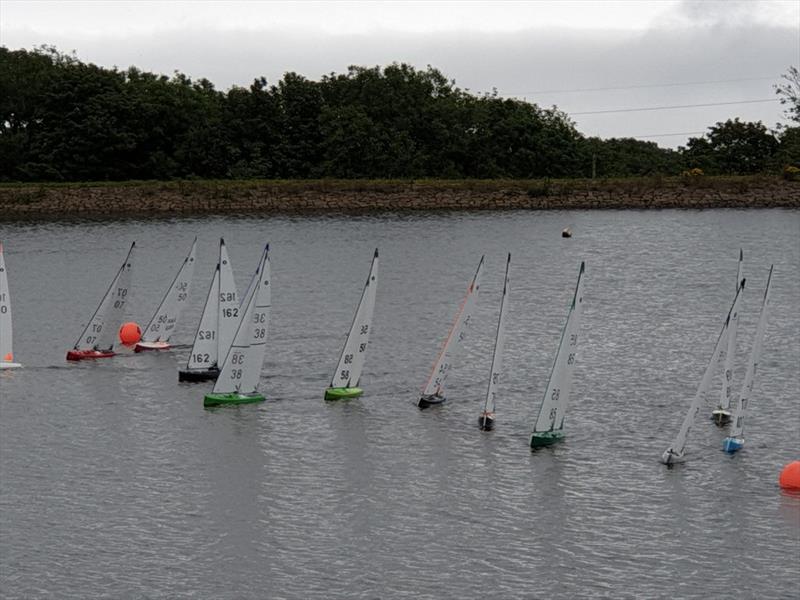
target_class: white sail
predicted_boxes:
[217,239,239,358]
[532,261,586,434]
[141,238,197,343]
[481,253,511,415]
[0,242,14,363]
[661,281,745,463]
[330,249,379,389]
[718,279,743,410]
[73,242,135,352]
[421,256,485,398]
[185,265,220,370]
[717,250,744,410]
[728,267,772,439]
[213,244,271,394]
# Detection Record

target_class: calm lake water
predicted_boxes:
[1,209,798,599]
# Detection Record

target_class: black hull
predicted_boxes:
[418,395,446,410]
[178,368,220,383]
[478,415,495,431]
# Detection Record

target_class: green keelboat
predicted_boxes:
[325,249,379,402]
[324,387,363,401]
[530,430,565,448]
[204,392,266,407]
[203,244,271,410]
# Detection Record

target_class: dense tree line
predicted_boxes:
[0,46,797,182]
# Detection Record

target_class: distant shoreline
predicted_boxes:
[1,176,798,218]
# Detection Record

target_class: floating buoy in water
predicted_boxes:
[119,322,142,344]
[779,460,800,491]
[561,227,572,238]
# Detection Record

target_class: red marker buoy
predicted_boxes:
[779,461,800,491]
[119,322,142,345]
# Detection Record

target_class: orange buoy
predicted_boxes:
[3,352,12,361]
[779,461,800,491]
[119,322,142,344]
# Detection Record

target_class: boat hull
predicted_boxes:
[0,361,22,369]
[179,367,220,382]
[66,349,116,361]
[478,412,495,431]
[324,387,363,401]
[711,408,732,426]
[722,437,744,453]
[660,448,686,465]
[418,394,446,409]
[203,392,265,407]
[530,430,565,448]
[134,341,171,353]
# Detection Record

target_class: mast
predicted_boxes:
[140,237,197,343]
[728,267,772,441]
[481,253,510,416]
[421,256,484,398]
[661,280,745,463]
[532,262,585,434]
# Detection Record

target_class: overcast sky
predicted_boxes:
[1,0,798,148]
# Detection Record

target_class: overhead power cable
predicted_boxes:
[505,76,778,96]
[632,131,707,139]
[571,98,779,115]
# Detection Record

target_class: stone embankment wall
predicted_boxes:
[1,179,798,217]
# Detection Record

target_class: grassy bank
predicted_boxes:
[0,175,796,217]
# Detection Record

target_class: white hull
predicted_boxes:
[0,361,22,369]
[135,341,171,351]
[660,449,686,465]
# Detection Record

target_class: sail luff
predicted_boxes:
[728,267,772,439]
[217,240,239,358]
[0,242,13,361]
[141,237,197,343]
[482,253,511,415]
[719,286,742,410]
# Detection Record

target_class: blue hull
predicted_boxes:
[723,437,744,453]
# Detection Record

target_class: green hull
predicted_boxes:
[204,392,265,407]
[530,430,565,448]
[324,387,363,401]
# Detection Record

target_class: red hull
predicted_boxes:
[66,349,116,361]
